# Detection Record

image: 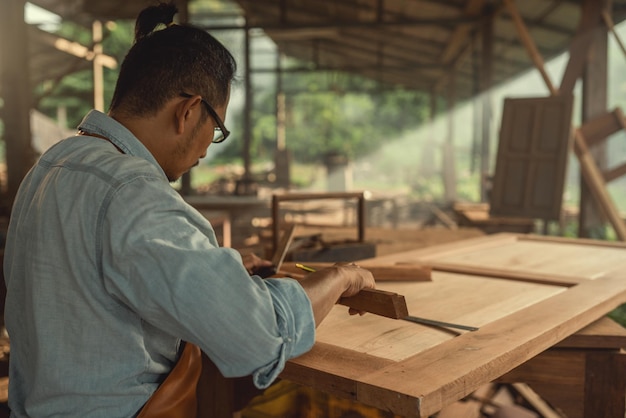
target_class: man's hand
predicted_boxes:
[239,252,273,275]
[329,263,376,316]
[300,262,376,325]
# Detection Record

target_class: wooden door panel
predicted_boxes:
[490,96,574,220]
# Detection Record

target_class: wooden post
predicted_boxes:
[502,0,558,95]
[92,20,104,112]
[579,0,611,239]
[177,0,193,196]
[443,74,457,203]
[274,53,290,188]
[0,0,35,203]
[239,23,254,195]
[480,4,494,203]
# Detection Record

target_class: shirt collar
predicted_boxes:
[77,110,166,178]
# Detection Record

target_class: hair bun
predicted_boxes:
[134,2,178,42]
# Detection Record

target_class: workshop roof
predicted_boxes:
[26,0,626,101]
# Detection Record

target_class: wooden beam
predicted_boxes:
[439,0,486,65]
[280,262,432,282]
[502,0,558,95]
[578,108,625,147]
[603,10,626,60]
[559,0,603,94]
[604,162,626,183]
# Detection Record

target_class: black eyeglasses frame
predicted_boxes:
[180,92,230,143]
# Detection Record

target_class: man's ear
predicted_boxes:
[174,95,202,134]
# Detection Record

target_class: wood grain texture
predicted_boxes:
[281,234,626,417]
[354,274,626,417]
[373,234,626,283]
[280,261,432,282]
[338,288,409,319]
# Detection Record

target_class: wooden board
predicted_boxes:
[489,95,574,221]
[281,233,626,417]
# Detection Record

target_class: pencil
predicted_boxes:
[295,263,316,273]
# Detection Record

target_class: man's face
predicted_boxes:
[165,101,228,182]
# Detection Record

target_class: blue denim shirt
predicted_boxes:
[3,110,315,417]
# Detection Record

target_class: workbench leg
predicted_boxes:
[583,351,626,418]
[197,354,235,418]
[497,349,626,418]
[196,353,266,418]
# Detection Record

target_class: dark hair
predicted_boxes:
[109,2,237,117]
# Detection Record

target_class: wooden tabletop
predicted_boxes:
[281,233,626,417]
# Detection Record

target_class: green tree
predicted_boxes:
[246,70,430,164]
[35,19,134,128]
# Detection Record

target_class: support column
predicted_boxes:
[92,20,104,112]
[274,53,290,189]
[480,5,494,203]
[0,0,35,206]
[236,24,255,195]
[443,74,457,203]
[177,0,192,196]
[579,0,611,239]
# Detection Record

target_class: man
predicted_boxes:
[3,3,375,417]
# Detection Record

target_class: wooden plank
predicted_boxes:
[352,274,626,417]
[559,0,604,95]
[280,261,432,282]
[427,260,584,286]
[557,316,626,349]
[502,0,557,95]
[280,235,626,417]
[370,233,519,264]
[439,0,485,65]
[603,162,626,183]
[519,233,626,248]
[578,109,623,147]
[373,235,626,282]
[339,288,409,319]
[281,342,394,401]
[603,10,626,60]
[313,275,564,363]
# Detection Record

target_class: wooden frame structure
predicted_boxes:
[488,0,626,239]
[277,233,626,417]
[200,233,626,417]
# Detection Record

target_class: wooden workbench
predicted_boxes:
[276,233,626,417]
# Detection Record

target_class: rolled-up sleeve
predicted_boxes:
[252,278,315,388]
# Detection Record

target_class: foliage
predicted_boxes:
[609,304,626,328]
[219,68,430,165]
[35,20,134,128]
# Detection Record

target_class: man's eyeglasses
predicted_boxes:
[180,92,230,143]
